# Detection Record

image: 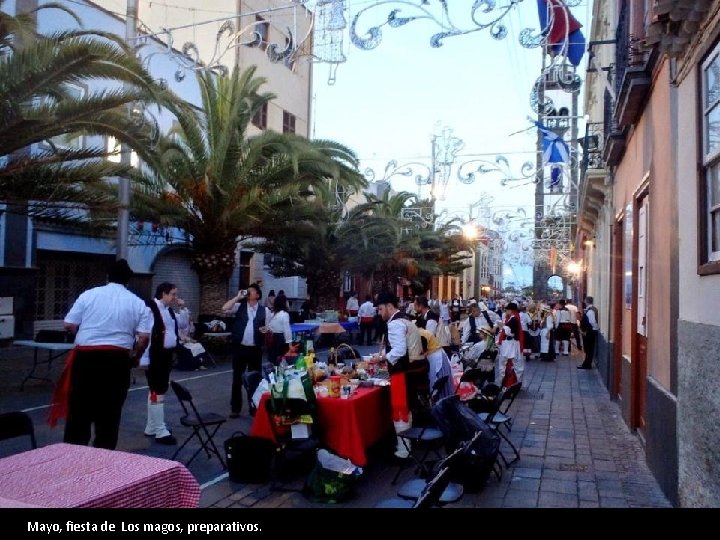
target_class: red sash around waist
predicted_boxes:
[389,373,409,423]
[47,345,128,428]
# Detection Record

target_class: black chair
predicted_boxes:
[0,411,37,451]
[264,397,319,490]
[376,432,475,508]
[392,375,450,484]
[170,381,227,469]
[476,384,522,467]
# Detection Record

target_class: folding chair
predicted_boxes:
[376,433,473,508]
[170,381,227,469]
[0,411,37,451]
[264,397,319,490]
[392,375,450,484]
[476,384,522,467]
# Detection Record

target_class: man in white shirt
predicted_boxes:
[565,298,582,352]
[60,259,152,450]
[414,295,439,335]
[141,282,179,445]
[222,284,270,417]
[357,295,376,346]
[372,291,419,459]
[345,292,359,317]
[462,302,500,344]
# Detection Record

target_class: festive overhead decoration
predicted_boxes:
[535,121,570,164]
[536,0,586,67]
[131,1,586,85]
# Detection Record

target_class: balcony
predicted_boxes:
[613,0,658,129]
[603,89,627,166]
[614,47,658,128]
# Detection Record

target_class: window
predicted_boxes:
[282,111,296,134]
[246,15,269,51]
[252,102,268,130]
[701,45,720,269]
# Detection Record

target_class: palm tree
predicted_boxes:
[343,191,472,293]
[0,1,168,228]
[138,66,365,314]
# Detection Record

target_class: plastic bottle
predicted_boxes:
[295,354,306,370]
[305,352,315,368]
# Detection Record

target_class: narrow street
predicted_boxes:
[0,343,670,508]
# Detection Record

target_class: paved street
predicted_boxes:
[0,341,671,508]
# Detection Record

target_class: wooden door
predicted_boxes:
[635,198,649,430]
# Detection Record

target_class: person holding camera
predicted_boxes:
[222,284,270,418]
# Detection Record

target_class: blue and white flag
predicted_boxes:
[535,121,570,164]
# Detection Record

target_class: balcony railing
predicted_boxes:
[613,0,657,128]
[581,122,605,172]
[603,87,627,166]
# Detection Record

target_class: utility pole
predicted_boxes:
[116,0,137,260]
[534,49,549,300]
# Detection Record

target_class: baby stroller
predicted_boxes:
[175,342,210,371]
[431,395,502,491]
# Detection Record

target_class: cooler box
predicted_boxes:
[0,315,14,339]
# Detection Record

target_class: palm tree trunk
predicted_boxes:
[198,270,230,316]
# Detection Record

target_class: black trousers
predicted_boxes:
[360,321,374,345]
[231,343,262,413]
[573,325,583,349]
[582,330,597,368]
[268,333,289,366]
[145,347,174,394]
[64,349,132,450]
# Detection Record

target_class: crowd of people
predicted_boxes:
[52,258,599,457]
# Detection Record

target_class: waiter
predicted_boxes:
[57,259,152,450]
[141,282,179,445]
[372,291,422,460]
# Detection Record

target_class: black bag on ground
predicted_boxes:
[224,431,275,484]
[431,395,500,492]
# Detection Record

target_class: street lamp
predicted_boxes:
[567,260,582,276]
[566,260,582,302]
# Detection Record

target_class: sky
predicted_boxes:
[311,1,592,288]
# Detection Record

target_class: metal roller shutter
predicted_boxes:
[151,250,200,320]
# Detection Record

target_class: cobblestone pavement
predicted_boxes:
[0,341,671,508]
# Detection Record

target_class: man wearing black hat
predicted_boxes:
[373,291,424,459]
[57,259,153,449]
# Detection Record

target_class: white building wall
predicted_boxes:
[676,67,720,325]
[92,0,312,137]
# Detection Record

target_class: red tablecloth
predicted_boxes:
[250,386,392,467]
[0,443,200,508]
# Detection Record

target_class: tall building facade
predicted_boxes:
[578,0,720,506]
[0,0,314,334]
